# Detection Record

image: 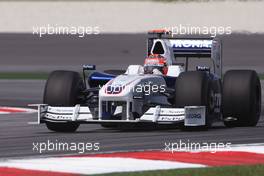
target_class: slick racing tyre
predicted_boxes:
[43,70,84,132]
[175,71,215,130]
[223,70,261,127]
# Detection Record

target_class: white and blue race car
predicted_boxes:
[31,30,261,132]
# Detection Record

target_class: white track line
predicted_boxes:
[0,157,205,175]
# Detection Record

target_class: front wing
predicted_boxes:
[29,104,206,127]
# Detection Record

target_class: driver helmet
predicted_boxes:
[144,54,168,74]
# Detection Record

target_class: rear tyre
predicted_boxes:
[43,70,84,132]
[223,70,261,127]
[175,71,215,130]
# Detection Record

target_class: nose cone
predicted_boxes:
[99,75,141,100]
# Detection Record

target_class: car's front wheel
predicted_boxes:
[43,70,84,132]
[174,71,215,130]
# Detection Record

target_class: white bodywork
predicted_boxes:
[125,65,144,75]
[166,65,184,77]
[98,73,167,120]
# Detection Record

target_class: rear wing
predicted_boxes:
[169,39,212,57]
[147,31,222,78]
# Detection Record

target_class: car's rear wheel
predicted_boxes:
[174,71,215,130]
[223,70,261,127]
[43,70,84,132]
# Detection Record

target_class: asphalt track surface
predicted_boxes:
[0,33,264,73]
[0,34,264,159]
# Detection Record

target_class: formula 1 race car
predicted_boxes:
[31,30,262,132]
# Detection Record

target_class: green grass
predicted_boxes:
[259,73,264,80]
[0,72,49,80]
[97,164,264,176]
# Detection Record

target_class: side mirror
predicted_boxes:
[82,64,96,89]
[83,64,96,71]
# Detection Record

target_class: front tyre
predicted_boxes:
[43,70,84,132]
[174,71,215,130]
